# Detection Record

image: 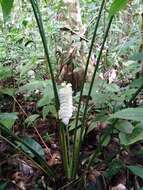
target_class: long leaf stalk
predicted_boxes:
[29,0,72,179]
[71,16,114,178]
[59,123,70,178]
[71,0,106,178]
[73,0,105,148]
[81,16,114,133]
[29,0,59,111]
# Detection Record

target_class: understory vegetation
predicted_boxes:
[1,0,143,189]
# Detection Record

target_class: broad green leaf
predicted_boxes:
[0,65,12,80]
[0,88,15,97]
[115,120,134,134]
[119,132,129,145]
[92,92,107,105]
[105,83,120,93]
[18,137,45,159]
[37,95,49,107]
[83,81,110,105]
[48,105,57,118]
[101,134,111,146]
[0,119,15,129]
[42,105,49,119]
[128,166,143,179]
[0,0,14,22]
[130,77,143,88]
[105,159,123,179]
[18,80,54,98]
[42,105,56,119]
[109,0,128,18]
[69,120,82,131]
[25,114,40,126]
[83,79,106,95]
[129,52,143,61]
[0,112,18,120]
[119,127,143,146]
[87,122,97,134]
[0,112,18,128]
[121,88,136,100]
[111,108,143,122]
[0,182,8,189]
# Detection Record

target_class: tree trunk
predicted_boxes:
[57,0,94,91]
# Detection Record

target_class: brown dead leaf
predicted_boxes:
[47,151,61,166]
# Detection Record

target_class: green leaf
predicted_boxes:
[129,52,143,61]
[0,65,12,80]
[119,132,129,145]
[105,159,123,179]
[119,127,143,146]
[128,166,143,179]
[0,182,8,189]
[115,120,134,134]
[111,108,143,122]
[42,105,57,119]
[48,105,57,118]
[0,112,18,128]
[83,81,109,106]
[37,95,49,107]
[0,0,14,22]
[18,80,54,98]
[0,120,15,129]
[0,88,15,97]
[69,120,82,131]
[0,112,17,120]
[105,83,120,93]
[92,92,107,105]
[87,122,97,134]
[109,0,128,18]
[18,137,45,159]
[101,134,111,146]
[130,77,143,88]
[25,114,40,126]
[42,105,49,119]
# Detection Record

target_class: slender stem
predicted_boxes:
[71,16,114,178]
[71,0,106,178]
[30,1,74,179]
[59,123,70,178]
[13,96,52,157]
[81,16,113,132]
[34,126,52,157]
[29,0,59,111]
[73,0,105,140]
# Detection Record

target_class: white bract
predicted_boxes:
[58,83,73,125]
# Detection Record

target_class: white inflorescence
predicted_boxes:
[58,82,73,125]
